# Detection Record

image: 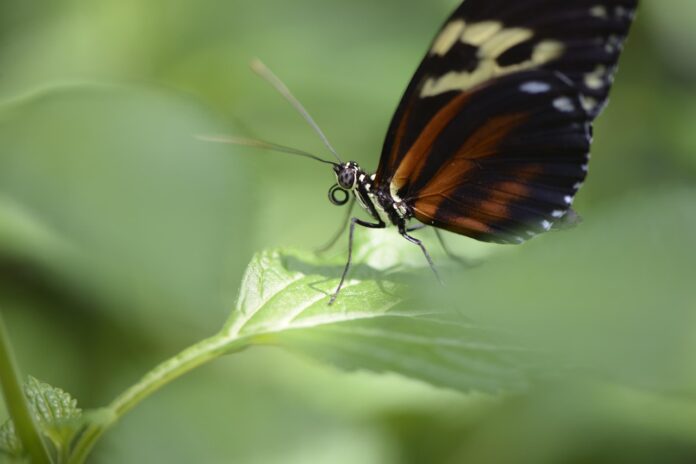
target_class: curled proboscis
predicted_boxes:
[328,184,350,206]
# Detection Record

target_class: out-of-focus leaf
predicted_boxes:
[222,247,534,393]
[0,420,22,459]
[662,90,696,174]
[0,194,76,271]
[645,0,696,78]
[0,85,254,337]
[419,188,696,392]
[451,384,696,464]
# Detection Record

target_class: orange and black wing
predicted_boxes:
[375,0,637,243]
[407,70,590,243]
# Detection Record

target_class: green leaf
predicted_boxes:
[0,194,76,276]
[0,84,255,338]
[0,377,82,462]
[0,420,23,459]
[68,237,525,461]
[0,313,51,464]
[417,188,696,392]
[222,247,533,393]
[23,377,82,453]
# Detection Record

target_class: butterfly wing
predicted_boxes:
[376,0,637,242]
[407,70,590,243]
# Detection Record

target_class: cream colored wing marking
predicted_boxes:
[423,20,564,97]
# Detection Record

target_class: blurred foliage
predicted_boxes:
[1,0,695,463]
[1,376,83,462]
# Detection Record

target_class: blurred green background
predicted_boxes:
[1,0,696,463]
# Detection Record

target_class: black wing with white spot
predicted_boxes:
[407,70,591,244]
[375,0,637,243]
[376,0,637,185]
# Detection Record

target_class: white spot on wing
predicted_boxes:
[615,5,629,18]
[590,5,608,18]
[580,95,599,112]
[584,65,607,90]
[608,35,624,52]
[552,210,566,218]
[553,96,575,112]
[520,81,551,94]
[564,195,574,205]
[541,220,552,231]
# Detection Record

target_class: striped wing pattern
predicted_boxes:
[409,71,590,243]
[376,0,637,243]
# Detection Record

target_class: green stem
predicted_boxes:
[68,331,250,464]
[0,311,53,464]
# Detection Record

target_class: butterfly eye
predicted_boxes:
[336,167,357,189]
[328,184,350,206]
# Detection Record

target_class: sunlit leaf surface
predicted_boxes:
[221,248,535,393]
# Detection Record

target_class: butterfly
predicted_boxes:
[203,0,638,304]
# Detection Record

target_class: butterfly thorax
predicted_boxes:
[370,183,412,225]
[333,161,412,226]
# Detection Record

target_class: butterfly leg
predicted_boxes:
[406,223,427,233]
[316,196,356,253]
[329,217,385,305]
[398,223,443,285]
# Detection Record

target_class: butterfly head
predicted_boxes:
[328,162,361,206]
[334,162,360,190]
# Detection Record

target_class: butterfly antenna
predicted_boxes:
[251,58,343,164]
[196,134,337,166]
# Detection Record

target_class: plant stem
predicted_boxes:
[0,311,53,464]
[68,331,250,464]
